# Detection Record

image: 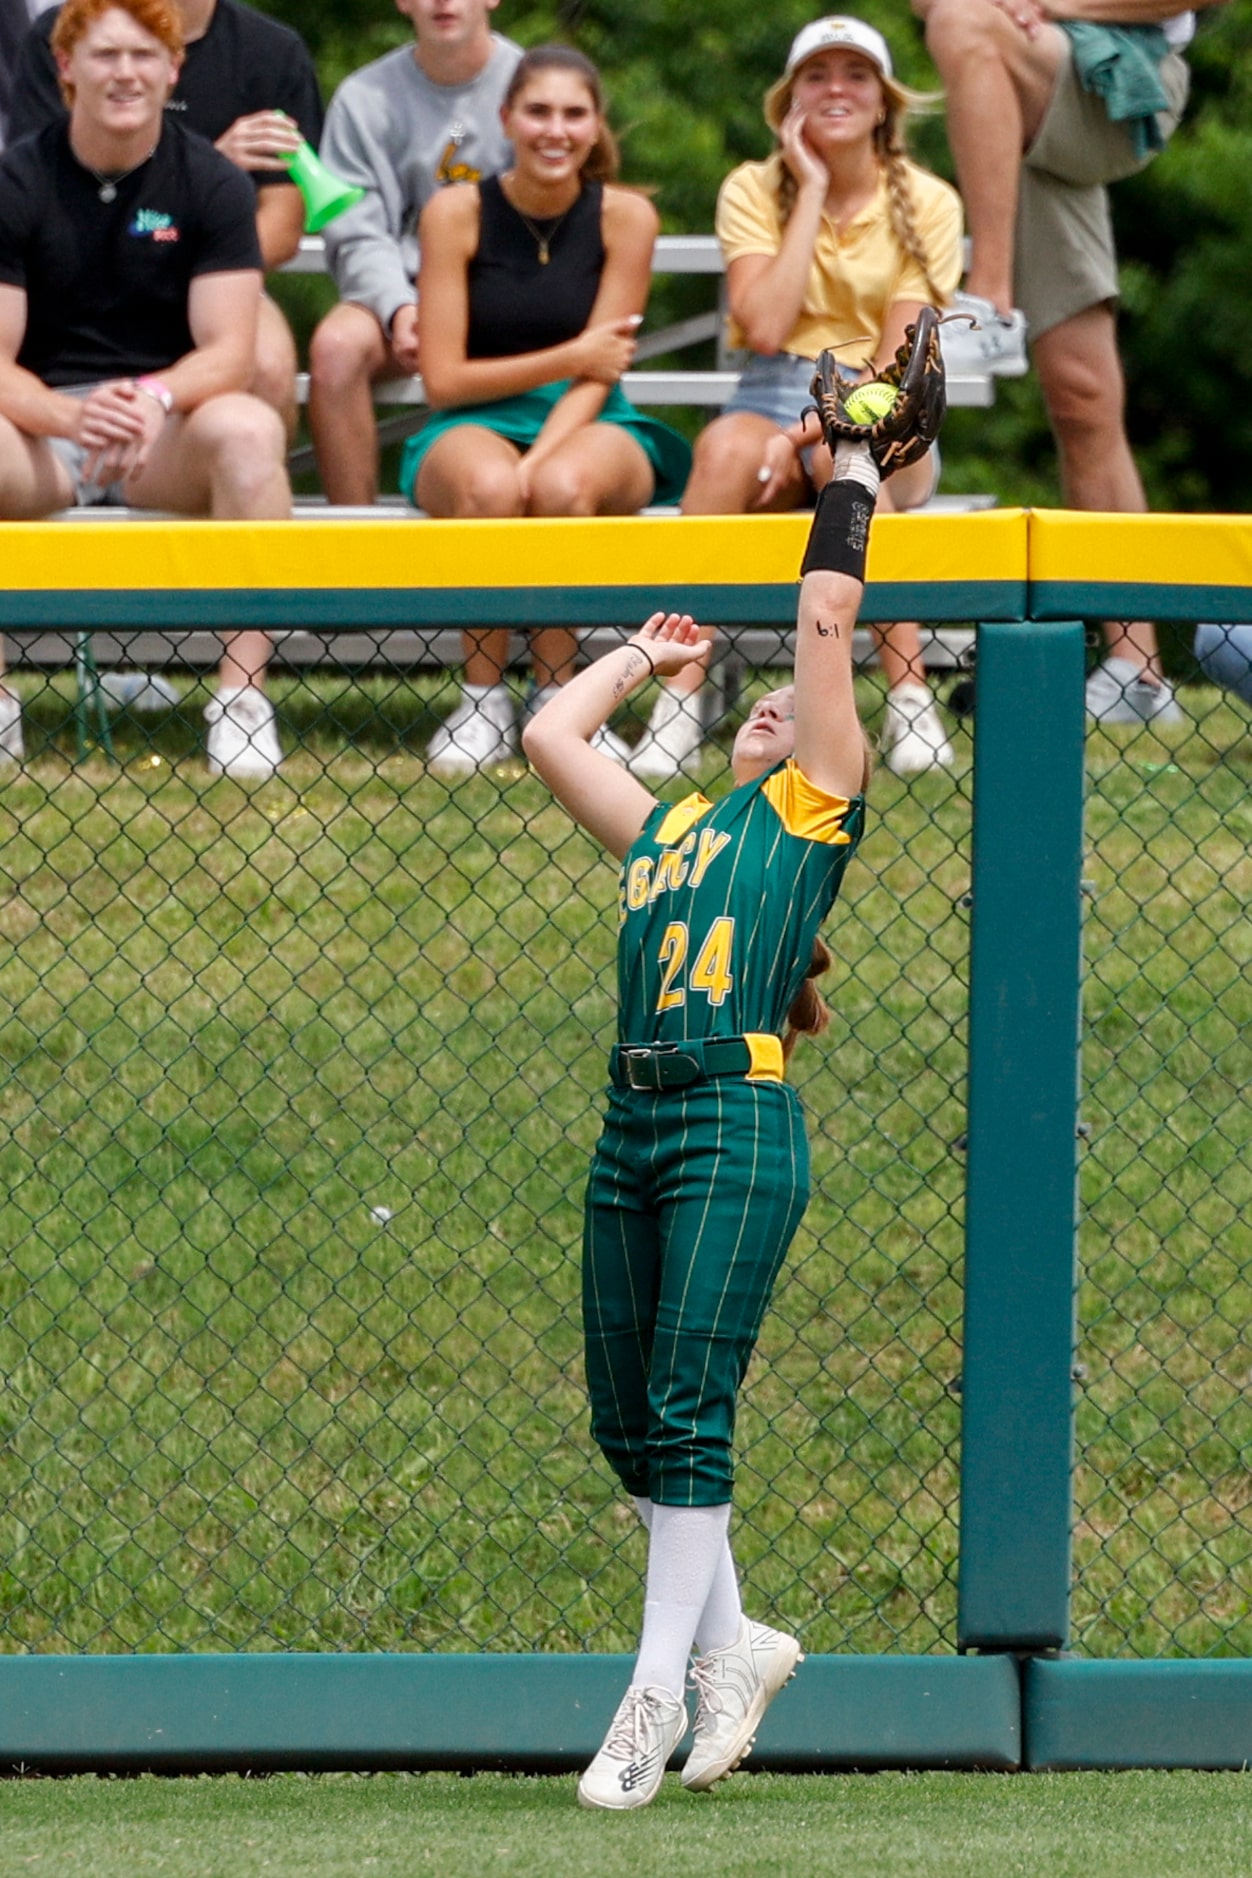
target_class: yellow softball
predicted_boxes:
[843,382,899,425]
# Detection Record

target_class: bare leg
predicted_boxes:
[417,426,526,687]
[672,412,810,695]
[858,453,935,689]
[251,294,299,442]
[0,419,74,689]
[128,393,290,692]
[308,301,395,506]
[1034,305,1162,675]
[922,0,1066,312]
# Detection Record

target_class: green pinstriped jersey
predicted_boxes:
[616,759,865,1046]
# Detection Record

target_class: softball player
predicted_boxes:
[523,427,886,1810]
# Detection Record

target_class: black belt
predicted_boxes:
[609,1037,758,1092]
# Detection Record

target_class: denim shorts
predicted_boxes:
[722,352,841,429]
[723,351,939,499]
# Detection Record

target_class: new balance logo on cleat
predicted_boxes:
[618,1751,662,1792]
[577,1685,688,1811]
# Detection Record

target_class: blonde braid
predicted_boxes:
[878,123,945,310]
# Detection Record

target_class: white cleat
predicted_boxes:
[577,1685,688,1811]
[630,684,704,781]
[204,687,282,781]
[880,682,954,778]
[682,1620,803,1792]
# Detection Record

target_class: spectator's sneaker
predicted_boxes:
[682,1621,803,1792]
[0,687,24,767]
[577,1685,688,1811]
[205,687,281,781]
[881,682,954,777]
[427,685,516,778]
[941,291,1029,378]
[630,685,704,781]
[1085,657,1183,727]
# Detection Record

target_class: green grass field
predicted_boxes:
[4,1769,1252,1877]
[0,665,1249,1666]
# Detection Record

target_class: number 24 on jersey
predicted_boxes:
[656,917,735,1011]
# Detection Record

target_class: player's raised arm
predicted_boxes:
[521,613,710,858]
[793,309,947,796]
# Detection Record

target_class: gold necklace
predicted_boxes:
[503,180,576,265]
[77,142,158,203]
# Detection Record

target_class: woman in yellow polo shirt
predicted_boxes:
[631,16,963,784]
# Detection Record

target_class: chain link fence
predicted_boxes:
[1074,626,1252,1658]
[3,622,1247,1667]
[0,631,969,1659]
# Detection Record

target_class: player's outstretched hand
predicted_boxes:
[629,612,711,678]
[807,304,946,479]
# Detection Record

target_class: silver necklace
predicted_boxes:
[78,143,157,203]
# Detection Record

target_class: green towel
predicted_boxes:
[1062,20,1172,160]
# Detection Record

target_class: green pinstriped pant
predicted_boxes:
[582,1077,811,1507]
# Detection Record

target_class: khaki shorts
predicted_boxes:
[1014,45,1190,339]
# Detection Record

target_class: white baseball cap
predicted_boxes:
[783,16,895,82]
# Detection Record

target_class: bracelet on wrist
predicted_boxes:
[630,643,657,679]
[135,375,174,416]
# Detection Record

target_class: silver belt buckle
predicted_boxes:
[623,1046,663,1091]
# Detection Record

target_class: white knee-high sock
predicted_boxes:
[629,1502,734,1699]
[633,1496,743,1658]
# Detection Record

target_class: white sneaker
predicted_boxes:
[0,686,24,766]
[881,682,954,778]
[577,1685,688,1812]
[682,1620,803,1792]
[204,687,281,781]
[427,685,516,778]
[941,291,1029,378]
[1085,657,1183,726]
[630,685,704,782]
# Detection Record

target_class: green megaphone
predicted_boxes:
[280,138,365,234]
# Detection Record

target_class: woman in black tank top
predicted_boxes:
[408,45,690,781]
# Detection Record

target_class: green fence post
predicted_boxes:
[957,619,1085,1653]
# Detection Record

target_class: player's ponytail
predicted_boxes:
[783,937,833,1063]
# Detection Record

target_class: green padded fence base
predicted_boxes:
[1026,1659,1252,1769]
[0,1653,1020,1776]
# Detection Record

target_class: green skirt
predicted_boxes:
[399,379,692,507]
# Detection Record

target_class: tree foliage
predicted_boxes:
[265,0,1252,511]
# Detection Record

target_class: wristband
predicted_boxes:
[629,644,657,678]
[135,376,174,415]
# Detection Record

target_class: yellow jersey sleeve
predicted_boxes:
[762,761,856,845]
[654,792,714,846]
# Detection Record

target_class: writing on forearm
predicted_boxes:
[612,646,653,701]
[813,616,840,638]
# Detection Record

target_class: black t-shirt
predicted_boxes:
[8,0,323,186]
[0,120,262,384]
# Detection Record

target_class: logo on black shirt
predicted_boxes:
[130,210,180,243]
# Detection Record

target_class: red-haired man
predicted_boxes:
[0,0,291,777]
